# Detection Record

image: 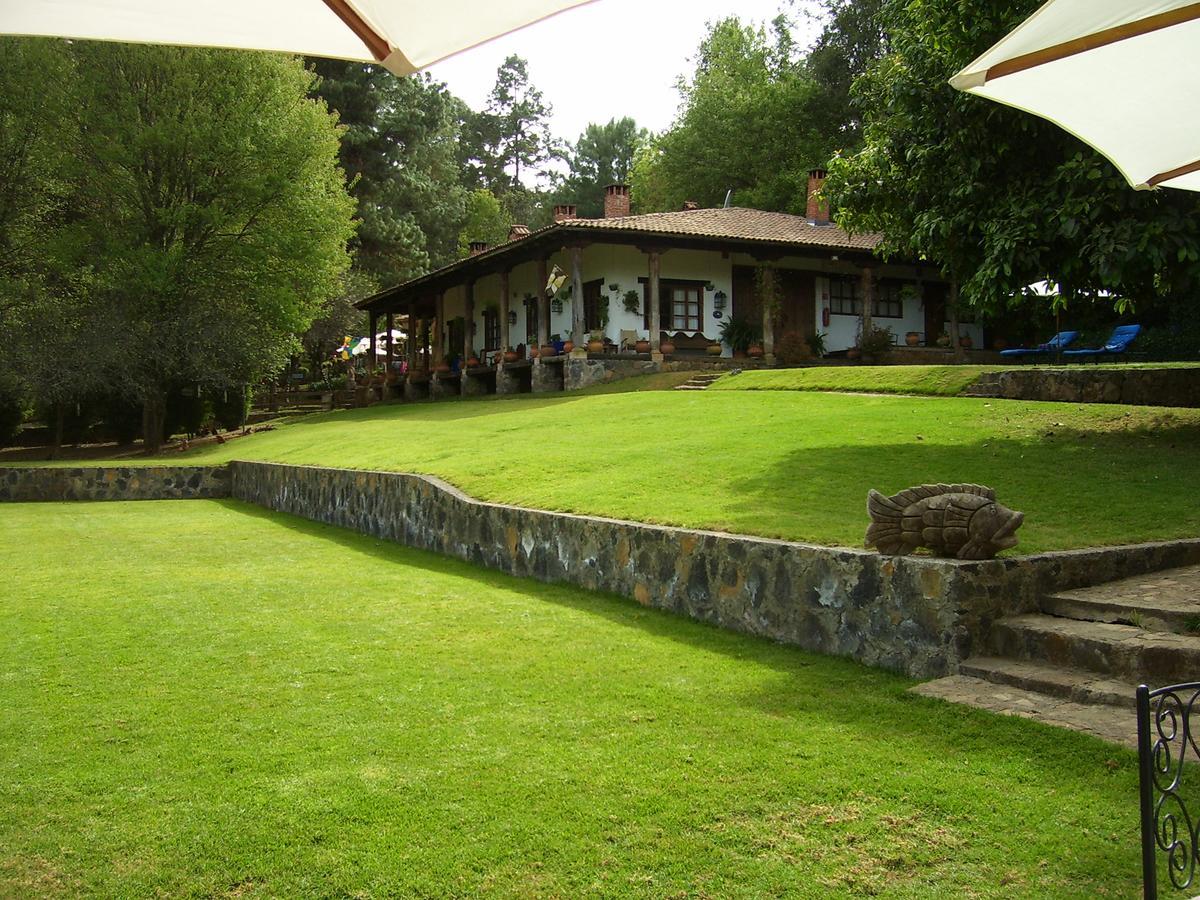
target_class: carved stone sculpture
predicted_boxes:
[865,483,1023,560]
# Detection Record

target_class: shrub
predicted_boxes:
[858,325,895,357]
[212,386,252,431]
[0,390,24,448]
[776,331,812,364]
[163,386,211,440]
[101,395,142,445]
[1137,324,1200,361]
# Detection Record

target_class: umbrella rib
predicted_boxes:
[985,2,1200,82]
[320,0,392,62]
[1148,159,1200,188]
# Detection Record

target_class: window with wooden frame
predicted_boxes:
[482,308,500,350]
[667,284,703,331]
[583,279,604,332]
[828,276,861,316]
[524,296,538,342]
[873,282,904,318]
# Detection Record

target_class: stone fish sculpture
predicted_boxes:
[865,483,1023,560]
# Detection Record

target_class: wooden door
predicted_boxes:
[778,271,815,339]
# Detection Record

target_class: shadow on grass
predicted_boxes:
[216,498,1144,781]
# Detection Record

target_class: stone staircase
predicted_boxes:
[674,373,724,392]
[913,564,1200,747]
[959,372,1003,398]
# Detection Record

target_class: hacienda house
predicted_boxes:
[356,171,981,397]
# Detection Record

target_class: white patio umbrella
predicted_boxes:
[0,0,596,77]
[950,1,1200,191]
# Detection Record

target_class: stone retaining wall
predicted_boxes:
[972,367,1200,407]
[0,465,231,502]
[227,460,1200,678]
[563,356,771,391]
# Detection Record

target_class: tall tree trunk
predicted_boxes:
[141,392,166,455]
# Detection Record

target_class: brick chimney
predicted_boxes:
[603,184,631,218]
[468,240,490,256]
[806,168,829,225]
[552,204,577,222]
[507,223,530,241]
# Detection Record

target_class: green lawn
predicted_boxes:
[711,365,999,396]
[0,500,1142,896]
[35,387,1200,554]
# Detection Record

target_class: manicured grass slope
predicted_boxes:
[151,389,1200,553]
[710,365,997,396]
[0,501,1141,896]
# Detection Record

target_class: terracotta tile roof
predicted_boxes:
[559,206,881,250]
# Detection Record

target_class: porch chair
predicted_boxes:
[1137,681,1200,898]
[618,329,640,353]
[998,330,1079,360]
[1062,324,1142,361]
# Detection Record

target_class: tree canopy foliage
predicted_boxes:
[0,39,355,450]
[553,118,647,217]
[824,0,1200,311]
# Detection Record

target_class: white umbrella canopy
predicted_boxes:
[0,0,596,76]
[950,0,1200,191]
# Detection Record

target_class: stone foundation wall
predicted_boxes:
[562,357,771,391]
[227,460,1200,677]
[973,367,1200,407]
[0,465,231,502]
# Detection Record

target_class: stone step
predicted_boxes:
[911,675,1137,747]
[674,384,712,391]
[959,656,1135,708]
[1042,564,1200,635]
[990,613,1200,685]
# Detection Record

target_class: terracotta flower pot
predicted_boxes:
[847,347,862,360]
[706,343,722,356]
[529,347,539,359]
[959,335,973,349]
[503,350,519,363]
[733,350,747,359]
[562,340,574,353]
[540,344,557,358]
[747,344,764,358]
[434,361,451,375]
[905,331,920,347]
[466,356,480,367]
[635,339,651,354]
[587,339,604,353]
[991,337,1008,351]
[660,341,675,355]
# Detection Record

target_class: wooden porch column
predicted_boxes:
[463,280,475,362]
[385,311,394,372]
[761,267,776,365]
[648,250,662,359]
[406,301,417,372]
[860,266,875,345]
[418,318,429,370]
[499,269,511,358]
[368,310,378,373]
[569,245,585,350]
[434,293,445,365]
[536,256,549,349]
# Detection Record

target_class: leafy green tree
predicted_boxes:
[631,16,827,213]
[825,0,1200,312]
[60,42,356,451]
[553,118,647,217]
[803,0,888,151]
[463,55,559,192]
[456,188,512,256]
[308,61,468,284]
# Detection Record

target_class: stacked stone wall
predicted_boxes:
[0,466,230,502]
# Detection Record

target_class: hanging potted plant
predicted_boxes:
[622,290,641,315]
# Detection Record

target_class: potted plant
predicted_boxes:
[747,343,764,358]
[807,331,827,358]
[608,282,619,293]
[935,332,951,348]
[466,351,480,367]
[858,325,895,363]
[991,336,1008,351]
[959,333,973,349]
[635,338,651,353]
[660,339,675,356]
[503,347,519,363]
[706,341,722,356]
[563,339,575,353]
[718,316,761,357]
[434,360,451,375]
[905,331,921,346]
[586,330,605,353]
[540,342,557,357]
[622,290,641,315]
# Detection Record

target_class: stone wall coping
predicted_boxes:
[229,460,1200,568]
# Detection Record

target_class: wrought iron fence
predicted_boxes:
[1138,682,1200,899]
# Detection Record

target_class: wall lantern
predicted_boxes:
[507,310,518,326]
[713,290,728,310]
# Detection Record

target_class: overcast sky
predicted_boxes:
[425,0,824,145]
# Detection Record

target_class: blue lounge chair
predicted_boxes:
[1061,324,1141,360]
[999,330,1079,360]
